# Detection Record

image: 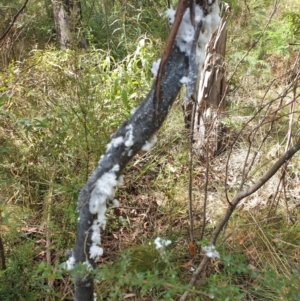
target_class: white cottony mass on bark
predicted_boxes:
[165,2,221,100]
[70,2,221,300]
[71,43,189,299]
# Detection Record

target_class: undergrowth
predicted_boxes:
[0,0,300,300]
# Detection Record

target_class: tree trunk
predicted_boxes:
[69,2,221,300]
[52,0,87,49]
[184,16,227,158]
[195,17,227,158]
[71,44,189,301]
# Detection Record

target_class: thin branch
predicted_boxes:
[225,70,300,202]
[45,171,54,301]
[0,0,30,42]
[200,127,210,241]
[0,236,5,270]
[268,70,299,220]
[188,102,195,242]
[103,0,110,51]
[180,138,300,301]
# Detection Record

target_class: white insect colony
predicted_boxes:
[154,237,172,250]
[88,122,135,262]
[180,76,190,84]
[152,1,220,98]
[64,255,75,270]
[141,134,157,151]
[111,199,120,208]
[83,260,93,272]
[89,164,122,261]
[202,245,220,258]
[130,106,137,115]
[94,293,98,301]
[106,136,124,151]
[151,59,161,77]
[166,1,220,63]
[124,124,134,148]
[154,237,172,261]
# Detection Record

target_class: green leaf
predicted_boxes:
[121,89,129,109]
[0,147,10,154]
[33,116,49,128]
[113,78,119,96]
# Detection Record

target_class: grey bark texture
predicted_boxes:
[193,16,227,157]
[52,0,87,49]
[73,45,189,301]
[183,16,227,158]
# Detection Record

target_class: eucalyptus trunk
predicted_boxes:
[193,16,227,158]
[183,16,227,158]
[52,0,87,49]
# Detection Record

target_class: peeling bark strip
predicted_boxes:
[72,46,189,301]
[193,16,227,157]
[155,0,189,115]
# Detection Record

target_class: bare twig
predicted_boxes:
[268,69,299,220]
[188,102,195,243]
[200,128,210,241]
[0,0,30,43]
[103,0,110,51]
[180,138,300,301]
[45,172,54,301]
[225,70,300,202]
[0,236,5,270]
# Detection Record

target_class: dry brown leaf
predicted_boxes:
[123,293,136,299]
[180,258,194,268]
[188,241,196,257]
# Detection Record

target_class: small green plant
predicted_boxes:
[93,242,194,300]
[0,241,52,301]
[250,268,300,300]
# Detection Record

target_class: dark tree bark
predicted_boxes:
[52,0,87,49]
[72,45,189,301]
[0,235,5,270]
[70,1,221,299]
